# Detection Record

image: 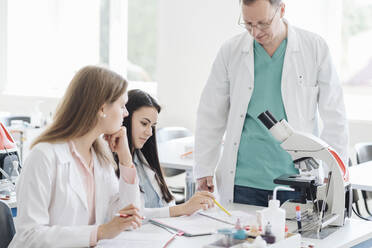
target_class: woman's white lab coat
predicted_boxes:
[9,142,140,248]
[194,21,349,204]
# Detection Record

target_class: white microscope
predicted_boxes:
[257,111,352,236]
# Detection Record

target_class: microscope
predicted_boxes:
[257,111,352,232]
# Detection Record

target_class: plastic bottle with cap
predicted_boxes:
[259,186,294,242]
[233,218,247,240]
[10,160,20,183]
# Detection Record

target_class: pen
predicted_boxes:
[295,205,302,234]
[114,213,146,220]
[162,231,184,248]
[213,199,232,216]
[180,151,193,158]
[114,213,131,218]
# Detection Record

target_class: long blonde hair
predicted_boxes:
[32,65,128,166]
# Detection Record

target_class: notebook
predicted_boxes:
[149,209,254,237]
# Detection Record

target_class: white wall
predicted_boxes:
[0,94,59,120]
[156,0,241,131]
[0,0,7,92]
[285,0,342,69]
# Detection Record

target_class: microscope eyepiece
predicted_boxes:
[258,111,278,129]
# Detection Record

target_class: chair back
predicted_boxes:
[156,127,192,180]
[355,142,372,164]
[156,127,192,143]
[347,159,360,204]
[0,201,16,248]
[355,142,372,203]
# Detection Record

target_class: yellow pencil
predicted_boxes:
[213,199,232,216]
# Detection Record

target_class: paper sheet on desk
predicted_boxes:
[96,230,165,248]
[150,213,233,236]
[198,209,255,225]
[150,209,254,237]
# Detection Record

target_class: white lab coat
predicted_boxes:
[194,20,349,205]
[9,142,140,248]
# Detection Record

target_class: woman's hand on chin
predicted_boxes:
[104,127,133,167]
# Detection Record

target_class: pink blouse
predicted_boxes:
[69,141,137,246]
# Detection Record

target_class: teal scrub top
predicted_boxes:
[235,39,298,190]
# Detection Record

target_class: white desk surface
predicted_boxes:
[157,136,194,171]
[98,203,372,248]
[349,161,372,191]
[0,193,16,208]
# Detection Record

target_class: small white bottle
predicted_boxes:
[10,160,20,182]
[258,186,294,242]
[31,101,44,128]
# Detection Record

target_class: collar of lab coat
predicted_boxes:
[46,142,88,211]
[241,19,299,54]
[53,142,75,165]
[52,142,104,213]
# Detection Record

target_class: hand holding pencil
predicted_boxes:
[97,204,143,241]
[181,191,215,215]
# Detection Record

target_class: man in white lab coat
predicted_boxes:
[194,0,348,206]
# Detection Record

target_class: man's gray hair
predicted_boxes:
[241,0,282,6]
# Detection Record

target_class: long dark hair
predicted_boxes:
[122,89,174,203]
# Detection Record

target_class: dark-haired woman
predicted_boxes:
[120,89,215,218]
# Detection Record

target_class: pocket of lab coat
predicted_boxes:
[296,83,319,121]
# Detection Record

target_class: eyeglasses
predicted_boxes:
[238,6,280,31]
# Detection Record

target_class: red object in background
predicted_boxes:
[328,148,349,182]
[0,195,11,200]
[0,122,16,150]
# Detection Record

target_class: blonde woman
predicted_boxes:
[9,66,143,247]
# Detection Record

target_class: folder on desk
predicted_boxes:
[149,210,254,237]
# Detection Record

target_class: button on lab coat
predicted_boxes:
[9,142,140,248]
[194,21,349,204]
